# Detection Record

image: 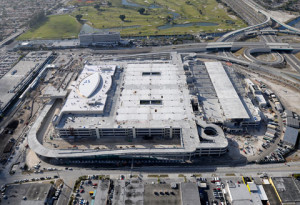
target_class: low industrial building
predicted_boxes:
[271,177,300,205]
[1,183,54,205]
[285,110,300,129]
[245,180,268,203]
[262,180,281,205]
[0,51,53,115]
[180,183,201,205]
[283,126,299,147]
[226,181,263,205]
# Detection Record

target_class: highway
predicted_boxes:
[229,0,300,75]
[189,53,300,85]
[151,42,300,53]
[217,0,300,79]
[222,0,265,26]
[284,53,300,73]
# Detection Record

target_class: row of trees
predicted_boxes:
[76,14,83,21]
[76,13,126,22]
[76,13,172,23]
[28,11,47,28]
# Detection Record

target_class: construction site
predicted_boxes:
[23,51,290,164]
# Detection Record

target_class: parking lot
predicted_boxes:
[73,176,102,205]
[144,183,181,205]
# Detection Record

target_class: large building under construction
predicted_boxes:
[28,53,263,161]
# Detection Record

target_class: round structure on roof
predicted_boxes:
[78,73,101,98]
[204,127,217,136]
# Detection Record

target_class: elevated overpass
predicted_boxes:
[167,42,300,53]
[151,42,300,54]
[206,42,294,51]
[243,0,300,34]
[218,0,300,42]
[188,53,300,89]
[217,17,271,42]
[0,29,25,48]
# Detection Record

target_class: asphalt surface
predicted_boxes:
[284,53,300,74]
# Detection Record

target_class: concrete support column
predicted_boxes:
[96,128,100,139]
[170,126,173,139]
[133,127,136,139]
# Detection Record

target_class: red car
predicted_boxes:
[93,183,98,187]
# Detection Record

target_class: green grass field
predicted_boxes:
[19,0,247,39]
[71,0,246,36]
[18,15,82,40]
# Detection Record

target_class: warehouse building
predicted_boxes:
[285,110,300,129]
[180,183,201,205]
[283,126,299,147]
[2,183,54,205]
[226,181,263,205]
[271,177,300,205]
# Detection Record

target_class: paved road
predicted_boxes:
[284,53,300,74]
[2,162,300,184]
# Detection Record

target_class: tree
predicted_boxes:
[28,11,47,28]
[94,4,100,10]
[138,8,145,15]
[166,15,173,23]
[119,14,126,21]
[76,14,83,21]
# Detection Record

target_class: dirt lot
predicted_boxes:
[246,72,300,114]
[286,150,300,162]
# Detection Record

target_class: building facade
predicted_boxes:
[79,32,120,46]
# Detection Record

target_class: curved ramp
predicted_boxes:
[244,48,285,67]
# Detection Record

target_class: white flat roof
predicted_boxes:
[58,64,116,116]
[78,72,101,98]
[116,64,188,125]
[205,62,249,120]
[58,63,196,130]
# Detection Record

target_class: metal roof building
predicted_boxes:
[287,117,299,129]
[180,183,201,205]
[283,126,299,147]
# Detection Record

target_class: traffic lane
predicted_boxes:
[284,53,300,73]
